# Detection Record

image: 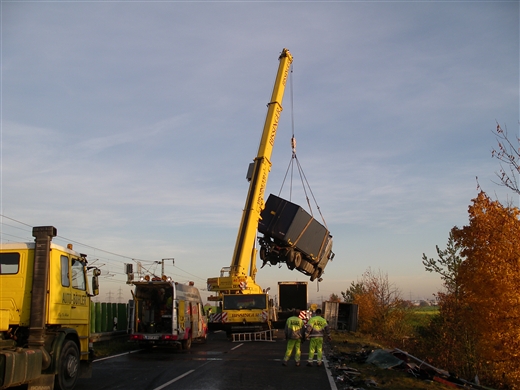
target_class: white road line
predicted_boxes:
[93,349,141,362]
[230,343,243,350]
[323,355,338,390]
[152,370,195,390]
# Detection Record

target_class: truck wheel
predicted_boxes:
[55,340,80,390]
[310,268,320,282]
[286,249,295,270]
[293,252,302,269]
[181,337,192,350]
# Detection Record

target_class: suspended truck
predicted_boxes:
[258,194,334,282]
[0,226,101,390]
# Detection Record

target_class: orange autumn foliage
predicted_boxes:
[452,192,520,389]
[350,268,411,343]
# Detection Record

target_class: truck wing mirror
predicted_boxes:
[90,268,101,296]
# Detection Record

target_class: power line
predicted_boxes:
[0,214,207,283]
[0,215,32,227]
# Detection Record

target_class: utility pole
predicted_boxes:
[117,287,123,303]
[161,258,175,278]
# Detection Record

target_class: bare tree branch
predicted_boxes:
[491,122,520,195]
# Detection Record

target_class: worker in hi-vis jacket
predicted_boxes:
[282,309,304,366]
[305,308,331,367]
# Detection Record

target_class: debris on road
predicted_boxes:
[326,342,496,390]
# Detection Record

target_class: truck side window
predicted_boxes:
[61,255,70,287]
[0,252,20,274]
[71,259,86,291]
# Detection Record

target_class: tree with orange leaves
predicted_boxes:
[452,192,520,389]
[342,268,410,343]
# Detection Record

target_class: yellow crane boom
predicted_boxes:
[231,48,293,282]
[207,49,292,334]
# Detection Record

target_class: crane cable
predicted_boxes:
[277,67,329,230]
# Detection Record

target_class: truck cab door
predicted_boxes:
[48,254,89,326]
[48,254,72,324]
[69,258,89,325]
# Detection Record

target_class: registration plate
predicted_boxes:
[144,335,160,340]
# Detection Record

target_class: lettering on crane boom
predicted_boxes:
[268,105,282,147]
[257,169,268,213]
[282,64,290,87]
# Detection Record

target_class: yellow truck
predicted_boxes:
[0,226,100,390]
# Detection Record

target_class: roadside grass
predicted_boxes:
[93,336,138,359]
[328,330,448,390]
[407,305,439,328]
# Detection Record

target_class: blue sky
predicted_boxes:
[1,1,518,304]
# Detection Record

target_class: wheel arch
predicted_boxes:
[47,329,80,374]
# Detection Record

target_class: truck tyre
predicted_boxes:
[293,251,302,269]
[310,268,320,282]
[55,340,80,390]
[181,336,192,350]
[286,249,295,270]
[260,246,267,260]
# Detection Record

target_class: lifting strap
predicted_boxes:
[277,69,328,230]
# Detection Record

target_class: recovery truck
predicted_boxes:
[206,48,293,335]
[0,226,100,390]
[126,269,207,350]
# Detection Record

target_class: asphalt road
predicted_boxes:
[76,330,337,390]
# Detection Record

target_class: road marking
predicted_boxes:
[192,357,222,361]
[230,343,243,350]
[322,355,338,390]
[93,349,141,362]
[152,370,195,390]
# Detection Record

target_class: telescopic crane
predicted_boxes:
[207,48,293,335]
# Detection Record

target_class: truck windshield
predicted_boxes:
[223,294,267,310]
